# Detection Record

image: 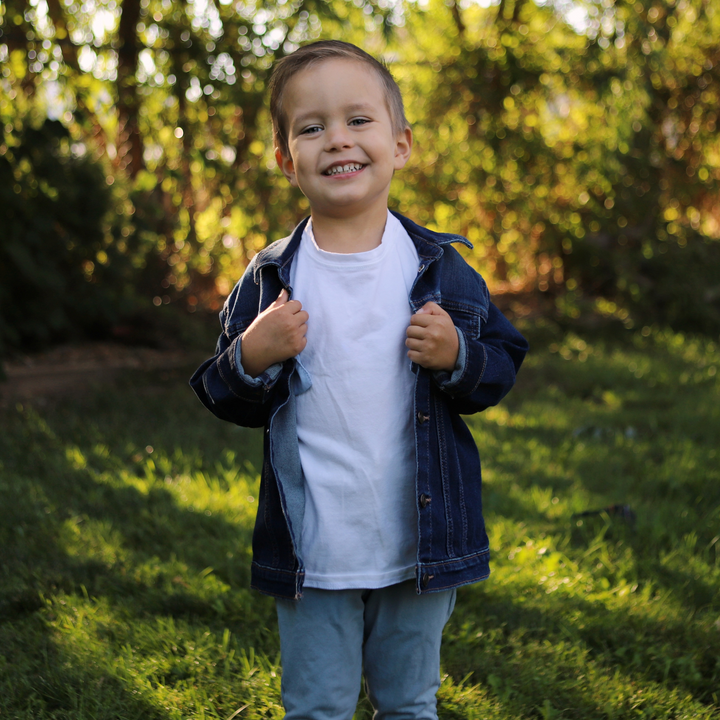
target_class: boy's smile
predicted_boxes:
[276,58,412,227]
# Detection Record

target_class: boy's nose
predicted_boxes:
[324,124,354,151]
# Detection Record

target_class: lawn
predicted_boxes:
[1,321,718,719]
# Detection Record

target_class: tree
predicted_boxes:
[0,0,398,351]
[392,0,720,331]
[1,0,719,352]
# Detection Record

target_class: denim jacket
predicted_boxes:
[190,212,528,599]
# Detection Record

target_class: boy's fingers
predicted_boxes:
[409,312,435,327]
[406,324,428,339]
[416,301,448,316]
[272,290,306,317]
[285,300,305,316]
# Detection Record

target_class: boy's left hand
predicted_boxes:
[406,302,459,372]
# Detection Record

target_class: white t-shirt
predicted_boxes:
[290,211,419,589]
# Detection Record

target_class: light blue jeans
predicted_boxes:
[275,580,457,719]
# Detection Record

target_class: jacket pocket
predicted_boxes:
[444,305,482,341]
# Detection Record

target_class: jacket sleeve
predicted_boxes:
[433,301,528,415]
[188,260,284,428]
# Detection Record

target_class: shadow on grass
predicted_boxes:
[1,615,169,720]
[0,365,277,717]
[441,343,720,716]
[443,580,719,717]
[2,333,718,718]
[473,394,720,543]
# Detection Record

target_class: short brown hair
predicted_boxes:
[269,40,409,158]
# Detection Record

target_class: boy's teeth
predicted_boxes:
[326,163,363,175]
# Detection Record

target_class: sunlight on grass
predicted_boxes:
[1,324,718,718]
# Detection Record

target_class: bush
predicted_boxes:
[0,119,150,355]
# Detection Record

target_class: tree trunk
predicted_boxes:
[116,0,144,177]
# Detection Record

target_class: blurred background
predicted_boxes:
[1,0,719,355]
[2,4,720,716]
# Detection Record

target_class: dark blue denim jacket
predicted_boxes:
[190,212,528,599]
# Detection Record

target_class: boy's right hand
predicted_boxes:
[240,289,309,377]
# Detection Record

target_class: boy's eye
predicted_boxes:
[350,118,370,126]
[300,125,322,135]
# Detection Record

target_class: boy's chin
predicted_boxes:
[310,199,389,221]
[305,189,392,218]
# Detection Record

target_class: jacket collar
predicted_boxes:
[253,216,309,285]
[391,211,472,260]
[252,211,472,284]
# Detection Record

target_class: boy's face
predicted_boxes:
[275,58,412,222]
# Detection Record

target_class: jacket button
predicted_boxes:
[419,493,431,508]
[421,572,433,589]
[417,411,430,425]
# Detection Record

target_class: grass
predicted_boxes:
[1,320,718,719]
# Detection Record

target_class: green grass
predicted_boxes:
[1,322,718,719]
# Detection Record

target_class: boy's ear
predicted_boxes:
[393,126,413,171]
[275,148,298,187]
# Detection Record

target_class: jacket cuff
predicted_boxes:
[432,327,466,390]
[233,335,283,388]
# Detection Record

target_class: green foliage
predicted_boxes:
[1,324,718,717]
[0,0,397,345]
[0,118,151,352]
[1,0,720,343]
[394,0,720,332]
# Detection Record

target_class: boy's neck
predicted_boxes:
[310,204,389,254]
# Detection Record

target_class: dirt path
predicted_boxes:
[1,343,204,405]
[0,295,536,407]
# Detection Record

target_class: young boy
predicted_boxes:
[190,40,528,719]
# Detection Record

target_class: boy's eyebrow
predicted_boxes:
[342,102,375,113]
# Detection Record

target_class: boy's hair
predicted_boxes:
[269,40,409,158]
